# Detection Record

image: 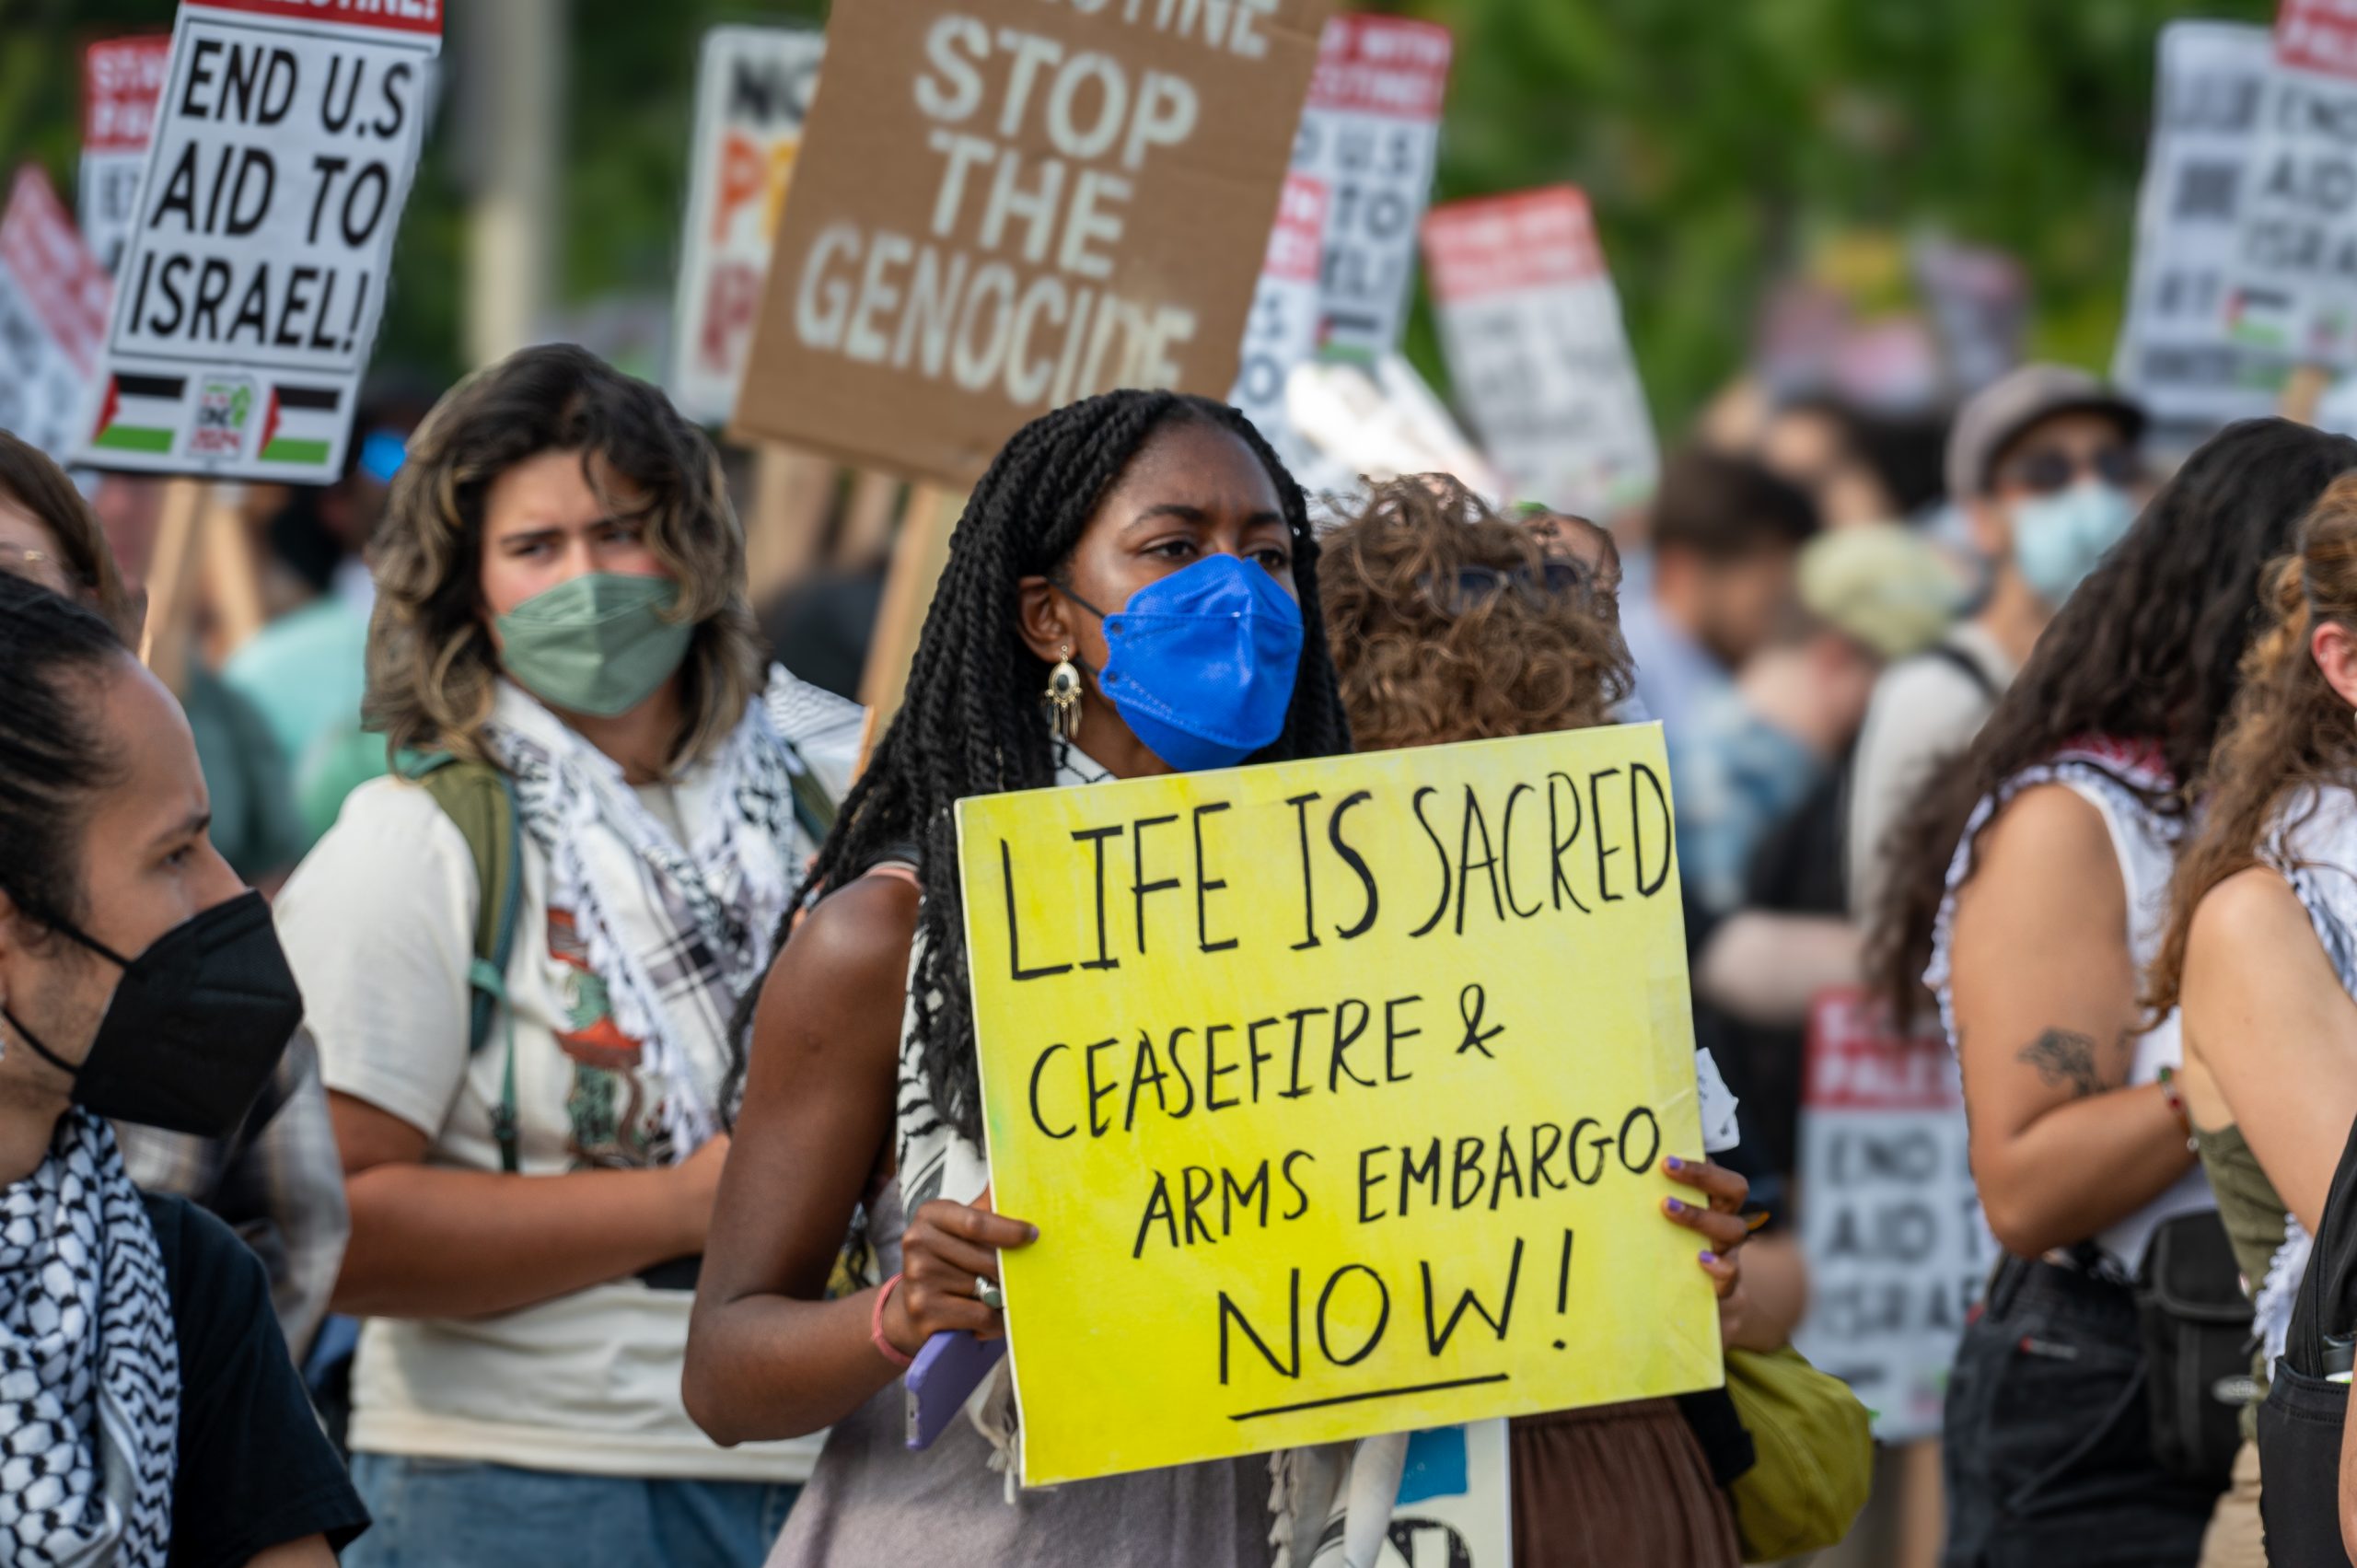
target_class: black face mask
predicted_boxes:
[1,890,304,1138]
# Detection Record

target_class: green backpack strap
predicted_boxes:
[397,749,525,1175]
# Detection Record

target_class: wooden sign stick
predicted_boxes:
[139,477,208,691]
[745,444,839,600]
[853,483,963,775]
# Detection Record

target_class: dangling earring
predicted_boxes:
[1045,645,1083,738]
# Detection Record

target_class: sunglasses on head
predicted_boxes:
[2000,444,2142,497]
[1424,560,1592,616]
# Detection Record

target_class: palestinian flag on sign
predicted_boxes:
[87,373,181,456]
[89,374,345,467]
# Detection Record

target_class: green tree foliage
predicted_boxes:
[1396,0,2273,427]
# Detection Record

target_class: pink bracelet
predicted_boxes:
[871,1273,914,1370]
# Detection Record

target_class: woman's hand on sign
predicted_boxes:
[1660,1154,1749,1282]
[888,1193,1038,1354]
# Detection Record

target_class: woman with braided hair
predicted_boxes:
[688,389,1350,1564]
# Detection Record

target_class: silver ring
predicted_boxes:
[976,1275,1004,1311]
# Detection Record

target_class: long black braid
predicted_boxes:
[739,390,1352,1146]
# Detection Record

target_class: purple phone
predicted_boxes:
[904,1330,1006,1450]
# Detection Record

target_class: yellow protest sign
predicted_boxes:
[957,725,1722,1486]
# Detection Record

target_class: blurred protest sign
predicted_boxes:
[1286,352,1501,501]
[2226,1,2357,366]
[1790,989,1987,1444]
[1911,235,2026,397]
[2116,22,2294,430]
[1389,1422,1512,1566]
[76,0,441,482]
[1229,173,1328,475]
[1293,14,1449,357]
[82,37,172,276]
[671,26,824,427]
[736,0,1329,485]
[1422,186,1656,517]
[960,726,1719,1485]
[0,168,111,459]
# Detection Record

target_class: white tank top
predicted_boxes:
[1925,738,2215,1274]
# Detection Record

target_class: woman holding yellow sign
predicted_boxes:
[687,393,1760,1565]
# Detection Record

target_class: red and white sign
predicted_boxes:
[1289,15,1451,357]
[82,38,173,274]
[1422,188,1656,516]
[77,0,441,482]
[0,168,112,459]
[669,26,824,428]
[180,0,444,38]
[1790,989,1989,1445]
[1228,175,1329,475]
[2278,0,2357,75]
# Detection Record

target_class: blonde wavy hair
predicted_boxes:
[2152,470,2357,1011]
[365,343,764,772]
[1318,477,1631,750]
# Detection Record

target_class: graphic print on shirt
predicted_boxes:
[548,908,676,1169]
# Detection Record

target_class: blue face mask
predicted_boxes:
[2011,482,2137,609]
[1066,553,1305,772]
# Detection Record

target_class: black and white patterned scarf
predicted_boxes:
[0,1109,178,1567]
[484,667,860,1157]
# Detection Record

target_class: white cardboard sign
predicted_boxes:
[1229,173,1329,476]
[0,168,112,461]
[1790,989,1990,1445]
[669,26,825,428]
[2225,1,2357,368]
[1291,14,1450,358]
[81,37,174,278]
[1422,187,1657,517]
[76,0,440,482]
[2117,22,2295,428]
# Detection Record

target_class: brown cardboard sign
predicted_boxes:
[734,0,1329,485]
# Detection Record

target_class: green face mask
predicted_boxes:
[494,573,693,718]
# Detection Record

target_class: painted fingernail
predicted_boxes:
[1664,1155,1685,1172]
[1026,1225,1041,1242]
[1664,1197,1688,1215]
[1700,1250,1718,1266]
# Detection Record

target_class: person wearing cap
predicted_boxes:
[1845,364,2147,922]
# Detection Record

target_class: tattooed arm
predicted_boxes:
[1948,784,2198,1259]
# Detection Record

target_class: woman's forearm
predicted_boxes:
[1971,1082,2194,1258]
[685,1287,900,1446]
[333,1164,694,1318]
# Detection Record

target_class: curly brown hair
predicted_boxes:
[1319,477,1631,750]
[365,343,764,772]
[2150,471,2357,1012]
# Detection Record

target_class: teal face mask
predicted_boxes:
[2011,482,2137,610]
[494,573,692,717]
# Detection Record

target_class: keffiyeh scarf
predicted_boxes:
[890,741,1454,1566]
[484,668,853,1157]
[0,1110,178,1568]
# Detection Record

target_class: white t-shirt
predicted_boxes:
[280,774,823,1481]
[1846,621,2017,922]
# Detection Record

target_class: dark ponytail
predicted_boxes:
[0,573,133,927]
